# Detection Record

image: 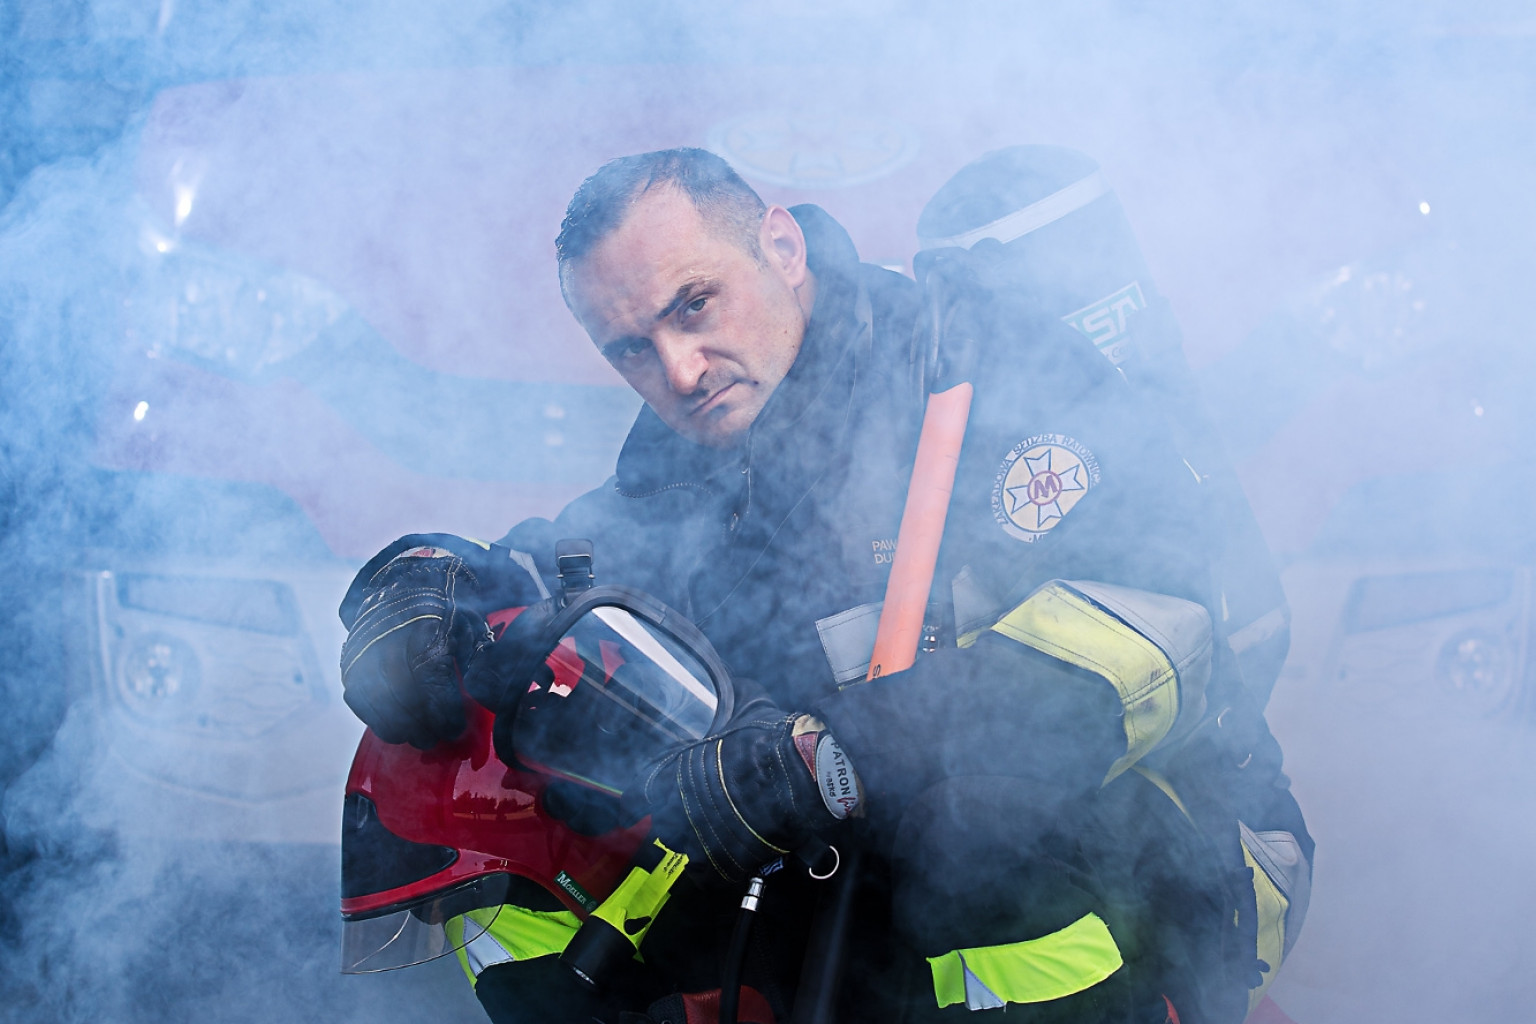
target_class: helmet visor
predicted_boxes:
[340,873,509,974]
[513,595,726,796]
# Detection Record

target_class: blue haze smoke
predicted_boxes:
[2,2,1532,1022]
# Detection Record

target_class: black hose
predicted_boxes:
[790,845,860,1024]
[720,875,765,1024]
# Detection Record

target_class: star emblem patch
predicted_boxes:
[991,434,1101,542]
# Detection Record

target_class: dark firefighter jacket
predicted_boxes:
[490,206,1312,1024]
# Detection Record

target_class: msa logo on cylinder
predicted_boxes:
[1061,282,1147,366]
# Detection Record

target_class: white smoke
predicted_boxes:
[2,2,1532,1022]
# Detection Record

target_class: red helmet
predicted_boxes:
[339,605,648,974]
[340,586,736,974]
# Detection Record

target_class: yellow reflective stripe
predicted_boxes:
[927,912,1124,1010]
[990,583,1179,782]
[1243,844,1289,1015]
[448,904,583,982]
[481,905,581,961]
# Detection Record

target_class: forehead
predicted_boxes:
[566,187,748,335]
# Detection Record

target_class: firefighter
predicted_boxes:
[338,147,1311,1023]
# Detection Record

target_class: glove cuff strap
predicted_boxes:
[791,716,862,821]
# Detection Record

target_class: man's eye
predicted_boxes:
[607,339,652,363]
[683,296,708,316]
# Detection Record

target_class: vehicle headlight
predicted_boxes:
[83,569,351,807]
[1332,567,1528,718]
[115,632,201,722]
[93,570,325,740]
[1435,631,1516,717]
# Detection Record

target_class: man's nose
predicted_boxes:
[654,335,709,395]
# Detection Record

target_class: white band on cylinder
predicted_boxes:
[919,170,1112,251]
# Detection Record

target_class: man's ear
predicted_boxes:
[760,205,809,289]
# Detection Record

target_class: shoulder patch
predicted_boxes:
[991,434,1100,542]
[1061,281,1147,366]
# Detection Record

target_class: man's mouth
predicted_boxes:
[691,382,737,417]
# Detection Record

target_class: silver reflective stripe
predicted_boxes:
[462,927,515,977]
[1240,823,1312,958]
[1065,580,1211,744]
[506,549,551,601]
[951,565,1001,639]
[958,953,1007,1011]
[1227,606,1288,655]
[919,171,1111,250]
[815,601,883,686]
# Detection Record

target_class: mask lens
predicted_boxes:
[514,603,721,794]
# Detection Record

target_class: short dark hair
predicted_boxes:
[556,148,767,297]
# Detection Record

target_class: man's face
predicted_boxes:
[564,186,812,449]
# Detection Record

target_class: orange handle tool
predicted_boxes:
[866,381,974,679]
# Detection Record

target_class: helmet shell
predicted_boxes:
[341,701,646,923]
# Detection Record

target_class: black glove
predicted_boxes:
[627,703,863,881]
[462,597,562,724]
[339,539,498,748]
